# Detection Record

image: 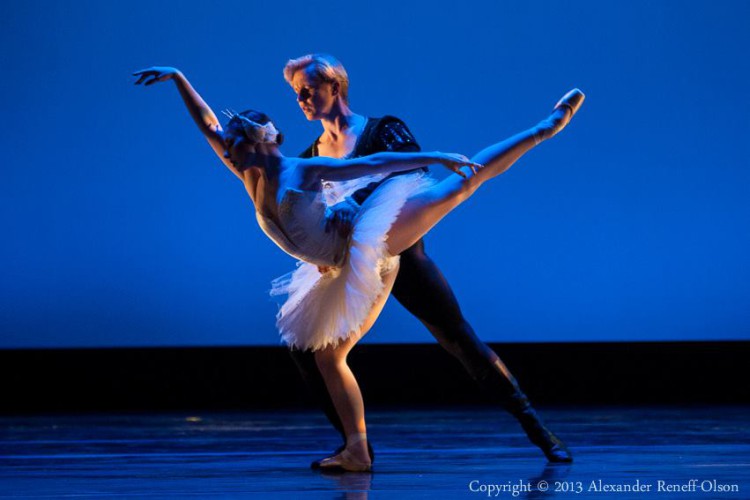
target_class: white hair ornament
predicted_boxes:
[222,109,279,144]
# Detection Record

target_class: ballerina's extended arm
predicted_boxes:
[299,151,483,186]
[133,66,244,181]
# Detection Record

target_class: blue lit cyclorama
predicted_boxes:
[1,0,748,348]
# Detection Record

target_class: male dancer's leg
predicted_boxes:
[391,240,571,462]
[374,97,581,462]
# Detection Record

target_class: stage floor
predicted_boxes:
[1,406,748,499]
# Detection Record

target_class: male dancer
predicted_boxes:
[283,53,572,465]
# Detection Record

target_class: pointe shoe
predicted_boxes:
[311,444,345,469]
[311,441,375,469]
[317,449,372,472]
[555,88,585,117]
[534,88,585,143]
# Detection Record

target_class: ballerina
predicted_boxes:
[133,66,584,471]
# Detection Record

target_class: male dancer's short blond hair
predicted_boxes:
[283,53,350,104]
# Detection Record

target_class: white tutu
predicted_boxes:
[269,172,434,351]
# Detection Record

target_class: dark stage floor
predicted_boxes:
[1,406,748,499]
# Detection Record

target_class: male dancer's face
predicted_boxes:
[290,66,337,121]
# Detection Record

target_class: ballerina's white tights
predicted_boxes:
[386,106,572,256]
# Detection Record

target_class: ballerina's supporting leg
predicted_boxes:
[313,265,400,471]
[385,89,583,256]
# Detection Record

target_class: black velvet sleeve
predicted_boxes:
[373,116,421,153]
[346,115,425,207]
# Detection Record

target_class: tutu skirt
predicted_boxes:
[270,172,433,351]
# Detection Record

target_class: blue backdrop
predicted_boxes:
[1,0,749,348]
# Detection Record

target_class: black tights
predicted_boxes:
[289,238,531,440]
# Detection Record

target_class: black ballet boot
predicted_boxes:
[481,357,573,463]
[509,393,573,463]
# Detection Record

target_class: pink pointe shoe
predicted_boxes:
[534,88,585,144]
[317,433,372,473]
[317,448,373,473]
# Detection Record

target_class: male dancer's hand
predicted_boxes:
[319,200,358,274]
[325,200,358,237]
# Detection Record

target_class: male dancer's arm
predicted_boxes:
[349,116,423,203]
[375,116,421,155]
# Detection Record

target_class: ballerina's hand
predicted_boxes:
[132,66,180,86]
[433,152,484,178]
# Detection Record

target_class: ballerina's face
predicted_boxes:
[291,66,338,121]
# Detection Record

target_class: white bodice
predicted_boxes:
[255,188,350,267]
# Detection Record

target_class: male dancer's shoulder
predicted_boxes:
[370,115,421,153]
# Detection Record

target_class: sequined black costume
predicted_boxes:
[293,116,572,463]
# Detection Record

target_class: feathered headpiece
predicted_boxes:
[222,109,280,144]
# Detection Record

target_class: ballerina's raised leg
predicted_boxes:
[386,89,584,255]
